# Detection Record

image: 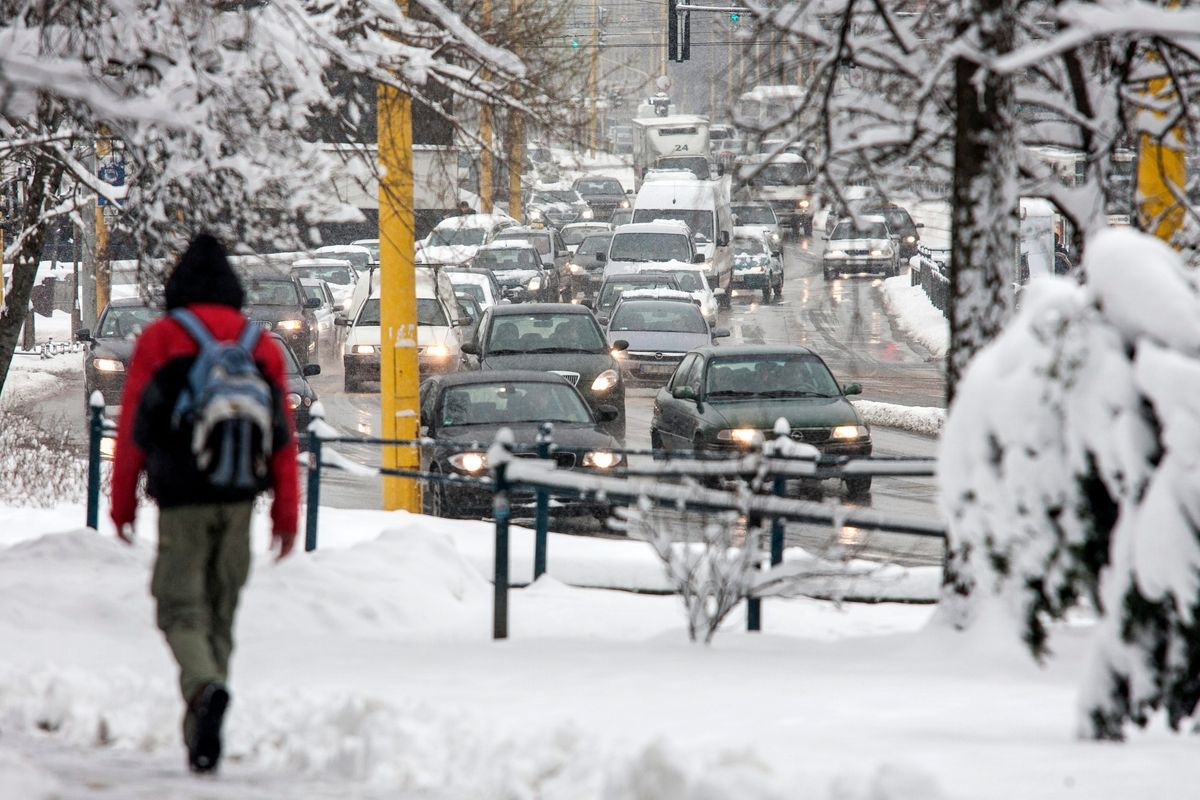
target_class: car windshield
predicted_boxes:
[610,301,706,334]
[576,234,613,259]
[705,354,842,399]
[428,227,487,247]
[439,382,592,426]
[562,225,609,246]
[495,232,550,255]
[656,156,710,180]
[609,232,691,263]
[733,237,767,256]
[598,280,678,310]
[316,250,370,269]
[473,247,542,271]
[866,208,915,233]
[486,313,607,354]
[457,296,481,323]
[357,297,448,327]
[454,282,486,304]
[293,264,354,285]
[632,208,713,240]
[732,205,777,225]
[245,280,300,306]
[747,162,811,186]
[575,179,623,195]
[832,221,889,240]
[301,285,327,305]
[97,306,157,338]
[534,190,581,204]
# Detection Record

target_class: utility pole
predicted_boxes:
[479,0,494,213]
[94,128,111,319]
[378,5,421,512]
[1136,47,1186,245]
[507,0,523,221]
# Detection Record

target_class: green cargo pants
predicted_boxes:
[151,502,253,744]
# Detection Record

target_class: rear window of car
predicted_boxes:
[610,301,706,334]
[486,313,606,353]
[245,280,300,306]
[495,232,550,255]
[831,221,889,240]
[357,297,447,327]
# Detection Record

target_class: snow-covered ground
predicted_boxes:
[2,328,82,407]
[880,272,949,359]
[853,399,945,437]
[2,507,1195,799]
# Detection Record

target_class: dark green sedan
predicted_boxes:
[649,345,873,495]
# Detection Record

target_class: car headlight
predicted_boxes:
[591,369,619,392]
[831,424,870,440]
[285,392,302,410]
[797,198,810,209]
[869,248,892,257]
[582,450,621,469]
[425,344,451,358]
[352,344,377,355]
[277,319,304,331]
[449,451,488,473]
[717,428,759,445]
[569,263,585,274]
[529,208,544,220]
[581,208,594,220]
[619,199,630,209]
[92,357,124,373]
[826,250,848,259]
[905,235,916,244]
[769,232,781,246]
[527,275,543,291]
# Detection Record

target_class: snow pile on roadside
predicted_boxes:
[2,338,81,406]
[880,274,948,358]
[854,399,945,436]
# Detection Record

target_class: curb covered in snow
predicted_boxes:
[879,273,949,359]
[853,400,945,437]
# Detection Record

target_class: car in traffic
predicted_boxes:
[241,271,322,366]
[737,153,814,236]
[566,232,613,300]
[273,332,322,443]
[732,232,784,302]
[447,267,502,310]
[297,278,342,359]
[417,213,517,265]
[606,263,719,324]
[290,257,359,313]
[525,184,594,228]
[470,239,559,303]
[731,202,783,254]
[461,303,627,440]
[492,226,571,297]
[592,271,687,320]
[609,208,634,227]
[560,222,614,254]
[605,293,728,385]
[572,176,629,222]
[864,203,922,260]
[350,238,380,264]
[602,220,703,278]
[314,244,373,274]
[632,178,734,304]
[77,299,160,408]
[650,345,873,495]
[823,216,900,279]
[654,155,715,180]
[417,370,623,518]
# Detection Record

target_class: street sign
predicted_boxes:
[97,155,125,207]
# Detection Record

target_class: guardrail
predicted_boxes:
[86,402,946,640]
[912,244,950,319]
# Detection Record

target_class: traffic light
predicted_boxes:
[571,35,580,48]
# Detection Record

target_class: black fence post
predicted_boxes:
[493,445,512,640]
[304,402,324,553]
[86,392,103,530]
[770,475,786,567]
[533,422,553,580]
[747,434,766,632]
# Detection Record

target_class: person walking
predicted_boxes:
[110,233,298,774]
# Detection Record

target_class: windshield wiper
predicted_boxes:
[707,389,757,398]
[528,346,599,354]
[485,348,525,355]
[755,390,834,398]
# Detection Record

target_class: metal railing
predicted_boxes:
[912,244,950,319]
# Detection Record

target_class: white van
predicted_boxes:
[632,179,734,305]
[341,266,467,392]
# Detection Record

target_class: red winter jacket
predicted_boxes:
[109,303,298,536]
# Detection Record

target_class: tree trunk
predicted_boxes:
[0,158,65,397]
[947,0,1019,403]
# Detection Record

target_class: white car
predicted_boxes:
[314,244,373,274]
[447,269,500,310]
[603,220,702,277]
[417,213,517,266]
[823,216,899,280]
[731,202,783,254]
[617,264,719,325]
[289,257,358,314]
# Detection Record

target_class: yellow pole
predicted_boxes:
[479,0,494,213]
[95,129,111,319]
[1137,58,1186,245]
[378,57,421,512]
[507,0,523,220]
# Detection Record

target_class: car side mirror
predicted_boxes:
[75,328,91,342]
[304,297,321,309]
[718,231,730,247]
[712,327,731,339]
[672,386,697,401]
[692,253,706,264]
[843,383,862,396]
[596,404,619,422]
[713,288,726,297]
[453,318,472,327]
[597,315,610,326]
[610,339,628,352]
[581,298,594,309]
[462,341,479,355]
[916,222,925,228]
[302,364,322,377]
[334,317,350,327]
[596,252,607,263]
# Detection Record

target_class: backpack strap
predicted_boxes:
[236,319,262,354]
[170,308,217,348]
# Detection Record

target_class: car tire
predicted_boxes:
[424,471,448,517]
[845,476,872,498]
[773,278,783,299]
[650,430,665,460]
[761,286,771,303]
[718,289,732,310]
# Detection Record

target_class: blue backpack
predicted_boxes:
[170,309,275,490]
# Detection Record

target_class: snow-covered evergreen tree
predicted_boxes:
[940,228,1200,738]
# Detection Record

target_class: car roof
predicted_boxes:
[478,239,537,251]
[496,226,550,237]
[491,302,595,317]
[107,297,152,309]
[692,344,819,358]
[561,222,613,230]
[613,221,691,235]
[614,290,699,304]
[433,369,575,388]
[292,257,352,268]
[573,175,622,184]
[602,272,680,283]
[314,245,371,254]
[835,215,887,226]
[434,213,515,229]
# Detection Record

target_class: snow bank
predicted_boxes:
[879,273,948,358]
[853,399,945,436]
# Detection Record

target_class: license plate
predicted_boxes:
[640,364,675,376]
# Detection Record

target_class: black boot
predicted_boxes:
[188,683,230,774]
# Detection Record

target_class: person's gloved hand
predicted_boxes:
[273,529,296,561]
[116,523,135,545]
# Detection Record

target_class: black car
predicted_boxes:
[470,240,558,302]
[567,232,613,299]
[572,176,629,222]
[650,345,873,495]
[241,272,322,365]
[78,299,160,408]
[461,304,627,440]
[609,208,634,227]
[864,203,921,260]
[273,333,321,442]
[592,272,686,321]
[417,370,623,518]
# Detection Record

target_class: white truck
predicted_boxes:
[631,115,711,189]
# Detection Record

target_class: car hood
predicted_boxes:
[492,269,542,285]
[90,338,136,363]
[755,185,809,200]
[245,306,305,326]
[827,237,889,251]
[612,330,709,353]
[734,224,779,239]
[347,324,454,348]
[705,396,861,431]
[479,352,614,383]
[433,422,617,452]
[419,244,478,265]
[581,192,625,204]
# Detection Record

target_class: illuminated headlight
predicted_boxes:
[527,275,543,291]
[277,319,304,331]
[796,198,810,209]
[904,235,916,244]
[569,263,586,274]
[768,232,781,246]
[582,450,621,469]
[717,428,759,445]
[610,348,625,359]
[581,208,594,220]
[591,368,619,392]
[425,344,451,359]
[529,209,544,220]
[285,392,303,410]
[352,344,377,355]
[92,357,124,373]
[869,248,891,257]
[449,451,488,473]
[619,199,630,208]
[744,266,765,274]
[826,250,848,259]
[831,425,870,440]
